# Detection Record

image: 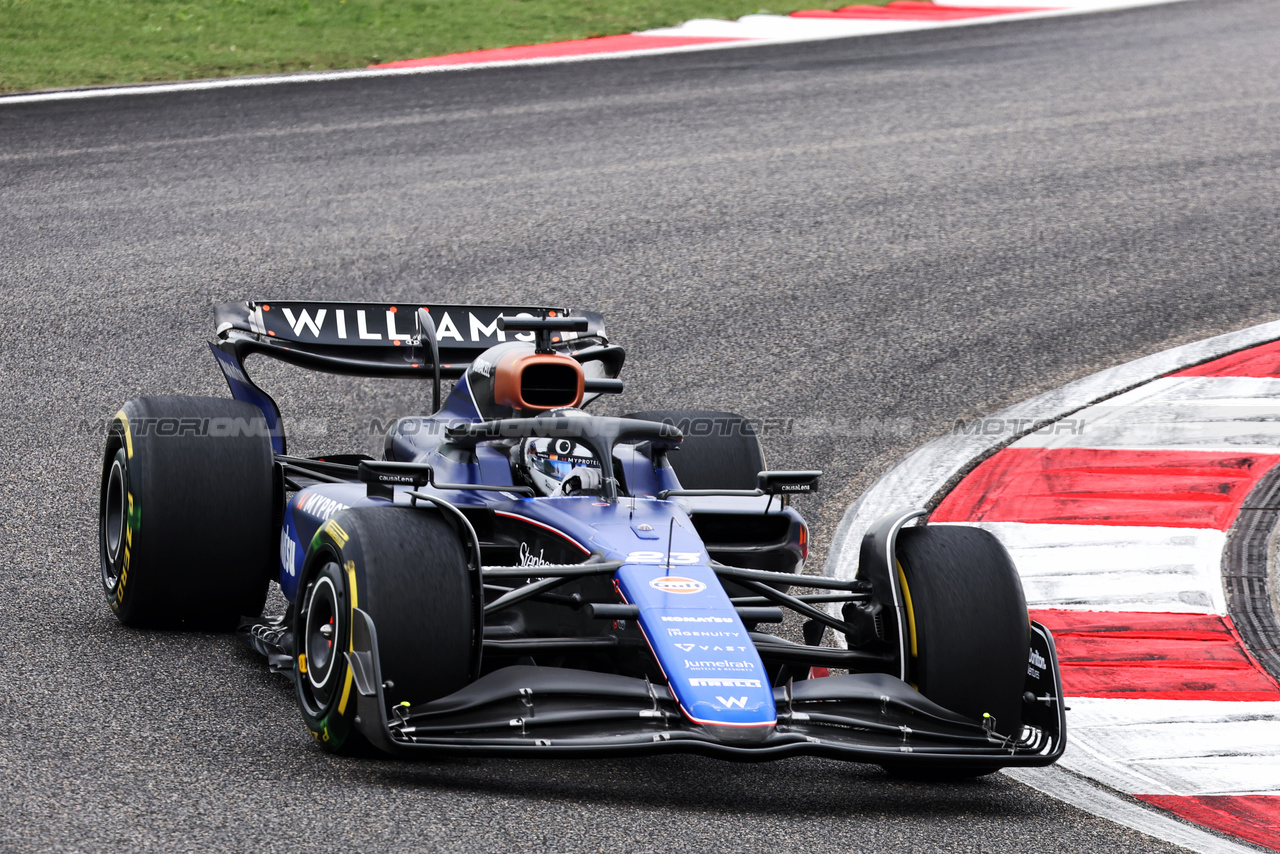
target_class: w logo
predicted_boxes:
[716,696,749,709]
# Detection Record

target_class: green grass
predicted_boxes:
[0,0,893,93]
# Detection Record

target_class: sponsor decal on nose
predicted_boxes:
[649,576,706,594]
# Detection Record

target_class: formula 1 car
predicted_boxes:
[98,301,1065,776]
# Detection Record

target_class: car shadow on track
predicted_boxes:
[364,751,1034,820]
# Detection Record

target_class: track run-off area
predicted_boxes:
[2,1,1279,851]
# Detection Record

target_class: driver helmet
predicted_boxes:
[521,434,602,497]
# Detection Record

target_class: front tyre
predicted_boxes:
[99,396,274,629]
[881,524,1029,782]
[294,507,478,754]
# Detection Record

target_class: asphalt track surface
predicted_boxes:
[2,1,1279,851]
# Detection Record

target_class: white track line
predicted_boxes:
[0,0,1194,107]
[0,43,750,107]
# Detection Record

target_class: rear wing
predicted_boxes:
[210,300,608,453]
[214,301,605,377]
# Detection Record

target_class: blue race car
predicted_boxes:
[98,301,1065,777]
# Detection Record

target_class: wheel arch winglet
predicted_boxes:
[857,507,927,681]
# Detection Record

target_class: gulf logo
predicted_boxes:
[649,576,706,595]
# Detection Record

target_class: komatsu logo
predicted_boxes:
[689,678,761,688]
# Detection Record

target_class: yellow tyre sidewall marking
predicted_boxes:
[115,409,134,459]
[336,558,358,716]
[896,561,919,657]
[113,411,135,604]
[896,561,920,690]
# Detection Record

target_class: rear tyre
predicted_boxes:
[294,506,477,754]
[624,409,764,489]
[880,524,1028,782]
[98,396,274,629]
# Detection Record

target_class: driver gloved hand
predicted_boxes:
[557,466,603,497]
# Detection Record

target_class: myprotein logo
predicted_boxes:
[649,576,706,595]
[298,493,349,522]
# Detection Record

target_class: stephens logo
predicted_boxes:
[649,576,706,595]
[518,542,551,568]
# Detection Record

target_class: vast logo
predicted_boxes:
[649,576,706,595]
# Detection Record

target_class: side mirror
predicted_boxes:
[758,470,821,495]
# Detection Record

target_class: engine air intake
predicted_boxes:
[493,352,585,412]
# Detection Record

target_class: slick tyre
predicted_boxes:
[294,507,478,755]
[881,524,1029,782]
[624,409,764,489]
[99,396,274,629]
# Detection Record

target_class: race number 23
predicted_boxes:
[626,550,701,565]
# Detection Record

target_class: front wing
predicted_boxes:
[345,609,1067,766]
